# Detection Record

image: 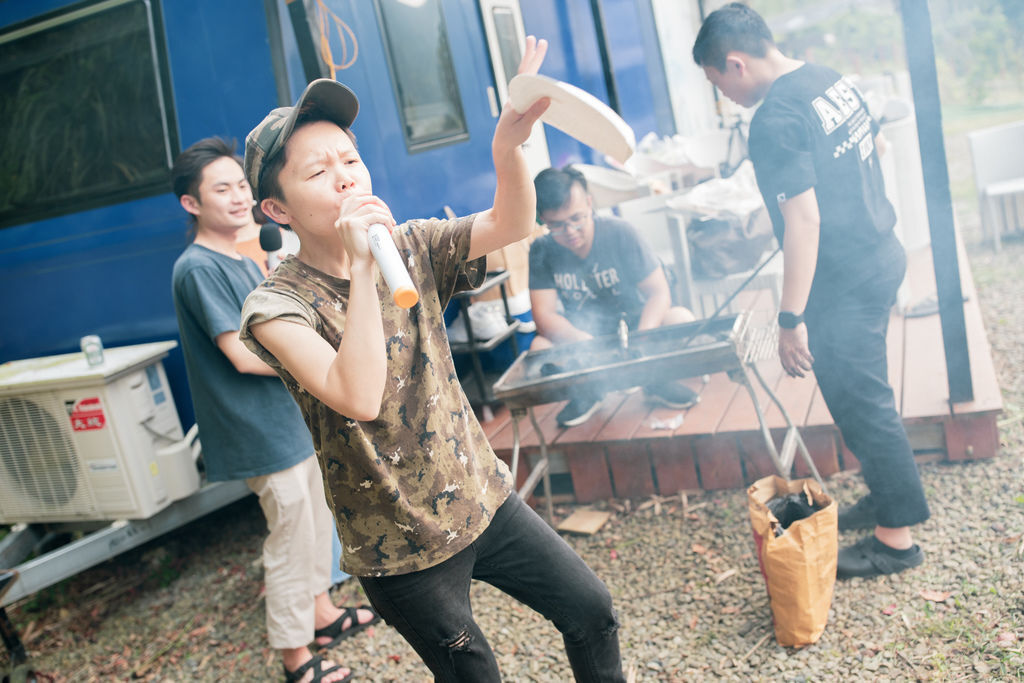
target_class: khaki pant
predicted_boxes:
[246,455,333,649]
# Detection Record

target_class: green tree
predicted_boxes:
[750,0,1024,105]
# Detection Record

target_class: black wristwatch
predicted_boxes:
[777,311,805,329]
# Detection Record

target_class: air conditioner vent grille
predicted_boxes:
[0,395,92,516]
[0,343,184,523]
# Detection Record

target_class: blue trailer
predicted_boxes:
[0,2,703,676]
[0,0,693,428]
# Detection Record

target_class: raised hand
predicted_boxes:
[492,35,550,157]
[517,35,547,77]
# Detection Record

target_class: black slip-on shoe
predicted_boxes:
[644,381,700,409]
[837,535,924,579]
[838,494,877,532]
[557,396,603,427]
[540,362,563,376]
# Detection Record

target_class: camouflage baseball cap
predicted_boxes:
[244,78,359,197]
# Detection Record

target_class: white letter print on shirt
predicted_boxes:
[811,77,861,135]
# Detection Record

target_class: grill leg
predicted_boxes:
[509,409,523,493]
[507,408,553,524]
[746,362,826,491]
[732,367,791,479]
[525,407,554,524]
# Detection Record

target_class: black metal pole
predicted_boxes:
[265,0,293,105]
[287,0,327,83]
[589,0,621,114]
[899,0,973,403]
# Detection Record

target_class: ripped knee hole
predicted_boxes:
[441,627,473,651]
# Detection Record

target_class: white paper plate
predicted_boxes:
[508,73,636,164]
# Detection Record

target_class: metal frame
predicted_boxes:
[735,318,824,489]
[0,480,251,678]
[0,480,250,607]
[0,0,180,230]
[373,0,470,153]
[733,363,823,489]
[500,351,824,527]
[507,407,555,523]
[448,269,521,409]
[493,313,826,525]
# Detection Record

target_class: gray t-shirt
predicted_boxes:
[529,215,661,335]
[171,244,313,481]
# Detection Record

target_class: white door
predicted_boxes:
[479,0,551,177]
[650,0,718,137]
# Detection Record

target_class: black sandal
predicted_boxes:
[314,605,381,649]
[283,653,351,683]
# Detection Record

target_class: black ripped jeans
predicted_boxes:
[358,492,625,682]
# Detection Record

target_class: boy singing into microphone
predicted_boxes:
[239,38,626,681]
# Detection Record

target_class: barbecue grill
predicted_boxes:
[491,312,823,520]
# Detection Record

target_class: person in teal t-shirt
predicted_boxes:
[171,138,377,682]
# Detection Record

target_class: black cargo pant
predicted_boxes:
[805,235,930,529]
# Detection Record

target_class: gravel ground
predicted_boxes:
[3,236,1023,681]
[2,233,1021,682]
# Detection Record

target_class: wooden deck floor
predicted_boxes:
[477,242,1003,502]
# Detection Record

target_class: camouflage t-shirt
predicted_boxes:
[239,215,513,576]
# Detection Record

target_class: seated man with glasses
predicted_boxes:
[528,165,700,427]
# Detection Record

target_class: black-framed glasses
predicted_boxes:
[546,211,589,235]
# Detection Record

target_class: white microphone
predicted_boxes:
[367,223,419,309]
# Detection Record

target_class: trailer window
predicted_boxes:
[376,0,468,152]
[491,8,521,93]
[0,0,177,228]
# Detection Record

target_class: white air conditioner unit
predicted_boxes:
[0,341,187,524]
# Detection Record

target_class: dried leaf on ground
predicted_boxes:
[919,589,953,602]
[714,568,738,584]
[996,632,1018,648]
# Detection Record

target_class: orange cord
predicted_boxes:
[314,0,358,78]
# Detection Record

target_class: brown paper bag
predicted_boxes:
[747,475,838,648]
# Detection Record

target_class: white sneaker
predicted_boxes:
[446,303,508,343]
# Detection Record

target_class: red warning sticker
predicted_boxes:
[70,397,106,431]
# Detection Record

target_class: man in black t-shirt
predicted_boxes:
[693,3,930,580]
[529,166,699,427]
